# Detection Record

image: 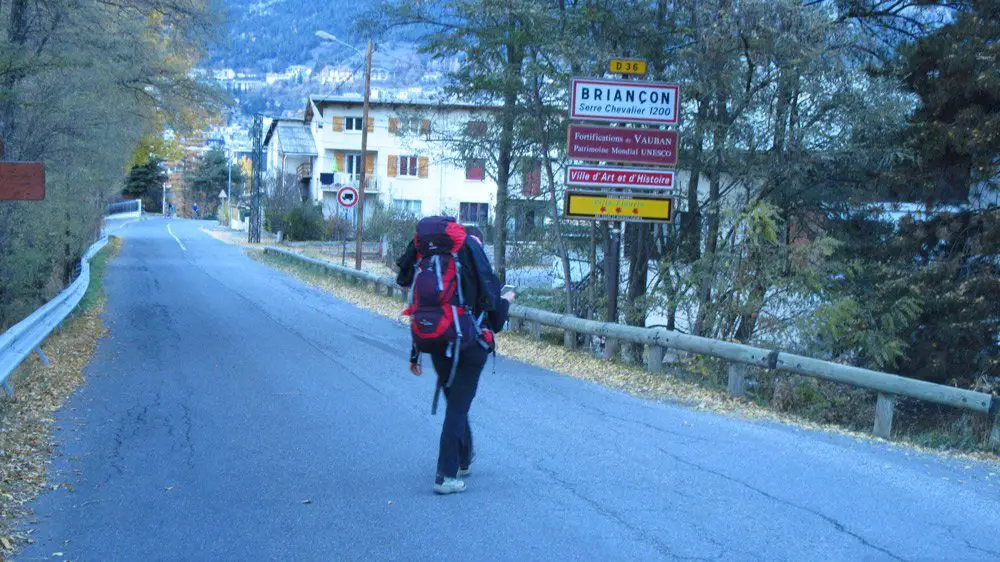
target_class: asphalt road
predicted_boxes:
[16,218,1000,561]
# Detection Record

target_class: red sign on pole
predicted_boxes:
[567,124,678,167]
[566,165,676,192]
[0,163,45,201]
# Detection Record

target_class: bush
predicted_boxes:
[282,204,328,241]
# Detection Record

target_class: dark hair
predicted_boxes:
[465,225,485,243]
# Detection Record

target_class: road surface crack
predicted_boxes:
[532,461,722,561]
[655,446,908,561]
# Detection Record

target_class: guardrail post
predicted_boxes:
[512,317,524,333]
[873,393,895,439]
[647,345,664,374]
[34,346,51,366]
[726,363,747,397]
[529,320,541,340]
[385,285,394,298]
[603,339,618,361]
[564,330,577,350]
[988,404,1000,452]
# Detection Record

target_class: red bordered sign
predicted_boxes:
[570,78,680,126]
[337,186,359,208]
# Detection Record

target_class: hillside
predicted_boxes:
[207,0,364,71]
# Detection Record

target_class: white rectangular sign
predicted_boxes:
[570,78,680,125]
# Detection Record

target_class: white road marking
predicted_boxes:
[167,224,187,251]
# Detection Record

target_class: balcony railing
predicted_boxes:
[319,172,379,192]
[297,162,312,181]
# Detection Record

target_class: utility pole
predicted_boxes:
[354,39,374,270]
[249,114,263,244]
[226,147,232,227]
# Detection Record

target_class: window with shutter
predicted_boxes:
[365,154,375,175]
[522,159,541,197]
[366,118,375,133]
[389,118,399,134]
[418,156,429,178]
[332,117,344,132]
[420,120,431,136]
[387,154,398,177]
[397,156,419,177]
[465,159,485,181]
[345,117,363,131]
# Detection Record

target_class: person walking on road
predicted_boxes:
[396,219,513,495]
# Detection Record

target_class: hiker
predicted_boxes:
[396,218,514,495]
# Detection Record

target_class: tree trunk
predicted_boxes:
[493,36,525,285]
[531,66,573,315]
[694,95,727,337]
[0,0,30,147]
[624,222,651,359]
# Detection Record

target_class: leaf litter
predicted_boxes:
[0,238,120,558]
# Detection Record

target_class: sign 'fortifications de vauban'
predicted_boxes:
[570,78,680,125]
[567,124,678,167]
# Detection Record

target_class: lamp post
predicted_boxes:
[316,30,374,270]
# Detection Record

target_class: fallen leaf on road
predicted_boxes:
[301,499,312,504]
[1,536,13,550]
[53,552,64,557]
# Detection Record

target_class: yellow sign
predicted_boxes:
[565,191,674,223]
[609,59,647,75]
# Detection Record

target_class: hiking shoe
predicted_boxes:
[433,477,466,495]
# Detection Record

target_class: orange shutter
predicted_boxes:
[388,118,399,134]
[420,119,431,136]
[366,117,375,133]
[387,154,398,177]
[365,153,375,175]
[332,117,344,132]
[418,156,429,178]
[335,152,345,173]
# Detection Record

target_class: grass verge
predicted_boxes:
[248,247,999,464]
[0,236,122,558]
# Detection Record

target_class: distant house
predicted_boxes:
[263,118,319,203]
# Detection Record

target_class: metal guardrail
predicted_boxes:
[106,199,142,218]
[263,246,1000,448]
[0,237,109,396]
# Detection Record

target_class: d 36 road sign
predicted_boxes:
[570,78,680,126]
[609,58,646,76]
[564,190,675,224]
[337,186,359,208]
[0,162,45,201]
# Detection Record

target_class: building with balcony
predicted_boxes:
[303,95,502,228]
[263,118,318,202]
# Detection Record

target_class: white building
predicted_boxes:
[302,95,505,227]
[261,94,548,239]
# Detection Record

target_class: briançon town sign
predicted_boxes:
[564,75,679,224]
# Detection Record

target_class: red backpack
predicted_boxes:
[403,216,489,413]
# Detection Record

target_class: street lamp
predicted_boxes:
[316,29,374,271]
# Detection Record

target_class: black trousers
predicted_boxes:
[430,345,489,479]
